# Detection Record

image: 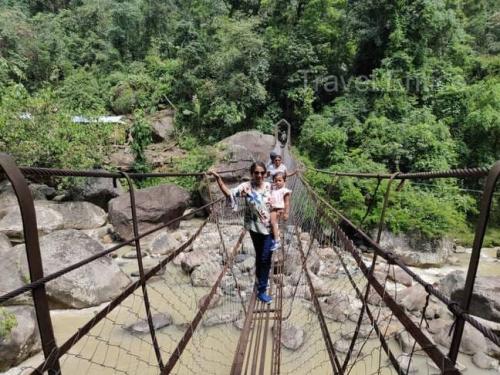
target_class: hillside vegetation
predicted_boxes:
[0,0,499,242]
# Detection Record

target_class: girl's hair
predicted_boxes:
[250,161,267,174]
[273,172,286,181]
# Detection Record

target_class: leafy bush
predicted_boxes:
[0,308,17,339]
[0,85,114,185]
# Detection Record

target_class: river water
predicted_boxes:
[5,242,500,375]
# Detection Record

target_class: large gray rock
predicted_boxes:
[191,262,221,287]
[0,306,41,372]
[149,231,182,256]
[396,284,444,319]
[107,145,134,171]
[275,322,305,350]
[203,311,240,327]
[198,292,222,310]
[28,184,56,200]
[58,202,107,230]
[72,176,123,210]
[200,131,274,203]
[150,109,175,142]
[0,201,106,240]
[126,313,173,334]
[433,320,488,355]
[0,181,55,205]
[181,251,214,273]
[10,230,130,308]
[0,202,64,240]
[108,184,190,240]
[0,234,30,305]
[438,271,500,323]
[321,293,351,322]
[378,230,452,267]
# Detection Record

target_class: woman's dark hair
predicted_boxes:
[250,161,267,174]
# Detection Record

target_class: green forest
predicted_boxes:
[0,0,499,243]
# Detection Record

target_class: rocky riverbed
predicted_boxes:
[1,130,500,374]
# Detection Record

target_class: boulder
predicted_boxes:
[191,262,221,287]
[0,232,11,252]
[149,231,182,256]
[58,202,107,230]
[28,183,56,200]
[333,340,363,357]
[341,324,373,340]
[275,322,305,350]
[198,293,222,310]
[321,293,351,322]
[218,130,274,167]
[378,230,452,267]
[383,266,412,287]
[181,251,214,273]
[108,184,190,240]
[0,234,31,305]
[107,146,135,171]
[438,271,500,323]
[472,352,498,370]
[203,311,240,327]
[396,284,444,319]
[0,181,55,204]
[433,320,488,355]
[150,109,175,142]
[317,260,339,278]
[126,313,173,334]
[72,176,122,210]
[308,271,330,296]
[0,203,64,240]
[199,131,274,203]
[0,201,106,240]
[11,230,131,308]
[0,306,41,372]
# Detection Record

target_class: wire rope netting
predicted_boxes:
[2,146,499,375]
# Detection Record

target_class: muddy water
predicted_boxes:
[6,247,500,374]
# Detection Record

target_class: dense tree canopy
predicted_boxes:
[0,0,498,240]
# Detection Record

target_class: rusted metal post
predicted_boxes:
[448,161,500,363]
[0,153,61,374]
[119,172,164,371]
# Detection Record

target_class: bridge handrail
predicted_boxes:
[299,170,500,350]
[309,166,491,179]
[5,165,248,179]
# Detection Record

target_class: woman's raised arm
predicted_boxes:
[209,171,232,198]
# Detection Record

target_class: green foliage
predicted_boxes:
[0,0,498,241]
[0,85,114,176]
[0,308,17,339]
[130,110,152,174]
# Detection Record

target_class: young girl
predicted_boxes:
[270,172,292,251]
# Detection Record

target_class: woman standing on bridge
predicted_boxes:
[210,162,274,304]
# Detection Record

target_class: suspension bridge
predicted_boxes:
[0,120,499,374]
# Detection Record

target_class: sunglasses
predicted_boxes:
[253,171,266,176]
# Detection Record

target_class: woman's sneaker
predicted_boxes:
[257,293,272,304]
[270,240,281,252]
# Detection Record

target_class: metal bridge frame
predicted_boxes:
[1,138,499,374]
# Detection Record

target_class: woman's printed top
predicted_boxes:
[230,181,272,235]
[271,187,292,209]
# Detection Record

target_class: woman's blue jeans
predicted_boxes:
[249,231,273,294]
